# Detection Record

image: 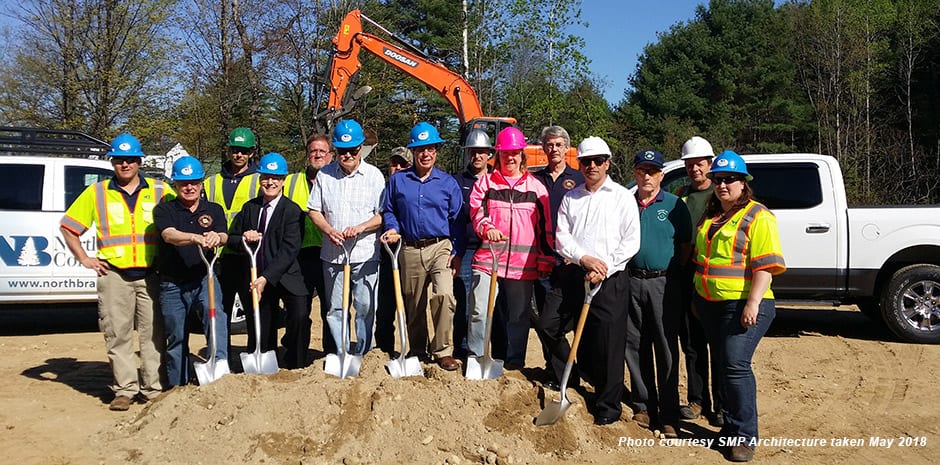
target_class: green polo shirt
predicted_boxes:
[631,189,692,271]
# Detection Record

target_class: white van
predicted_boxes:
[0,128,113,303]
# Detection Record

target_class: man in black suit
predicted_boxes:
[228,152,309,369]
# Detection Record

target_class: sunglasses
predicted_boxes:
[580,156,609,167]
[110,157,139,165]
[712,175,743,185]
[229,147,253,155]
[336,147,359,156]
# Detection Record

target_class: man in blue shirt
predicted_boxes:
[382,122,464,371]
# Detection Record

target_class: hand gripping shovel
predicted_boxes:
[324,237,363,379]
[240,237,279,375]
[536,280,603,426]
[382,234,423,378]
[466,240,506,380]
[194,246,231,385]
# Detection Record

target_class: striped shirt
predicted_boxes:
[307,161,385,264]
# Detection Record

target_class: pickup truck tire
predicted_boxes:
[880,264,940,344]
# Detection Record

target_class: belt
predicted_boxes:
[629,267,668,279]
[404,236,447,248]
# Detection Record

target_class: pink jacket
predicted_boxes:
[470,169,554,280]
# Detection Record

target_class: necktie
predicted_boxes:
[258,203,269,272]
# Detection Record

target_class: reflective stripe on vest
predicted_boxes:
[92,179,164,268]
[694,202,764,301]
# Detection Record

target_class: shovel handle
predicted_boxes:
[382,233,402,269]
[567,280,602,364]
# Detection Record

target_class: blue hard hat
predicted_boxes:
[257,152,289,176]
[406,122,445,148]
[708,150,753,181]
[107,133,145,158]
[171,156,205,181]
[332,119,366,149]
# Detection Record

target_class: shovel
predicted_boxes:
[194,246,231,385]
[535,279,603,426]
[466,240,506,380]
[382,234,423,378]
[240,237,279,375]
[324,237,363,379]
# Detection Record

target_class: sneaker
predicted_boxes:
[679,402,703,420]
[662,424,679,439]
[109,395,131,411]
[632,410,651,428]
[728,445,755,462]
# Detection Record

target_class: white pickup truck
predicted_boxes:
[0,127,115,303]
[654,153,940,344]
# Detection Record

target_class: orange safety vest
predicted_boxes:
[692,200,786,302]
[60,178,174,269]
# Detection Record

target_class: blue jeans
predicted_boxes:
[696,296,775,444]
[323,260,380,356]
[453,246,477,354]
[159,277,227,387]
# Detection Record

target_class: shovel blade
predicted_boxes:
[194,358,231,386]
[465,355,504,380]
[240,350,279,375]
[386,355,424,379]
[535,397,571,426]
[325,352,363,379]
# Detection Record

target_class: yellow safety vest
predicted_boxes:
[284,172,322,248]
[693,200,786,302]
[204,172,260,227]
[60,178,174,269]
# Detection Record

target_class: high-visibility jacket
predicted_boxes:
[60,177,175,269]
[204,172,260,227]
[693,200,786,302]
[284,171,322,248]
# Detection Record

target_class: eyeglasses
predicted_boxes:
[580,156,608,167]
[308,149,330,155]
[712,175,742,185]
[336,147,359,156]
[634,166,662,176]
[544,142,567,149]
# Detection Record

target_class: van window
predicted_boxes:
[0,164,44,210]
[65,166,113,208]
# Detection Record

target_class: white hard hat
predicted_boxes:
[577,136,612,158]
[680,136,715,160]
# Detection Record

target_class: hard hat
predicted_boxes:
[171,156,205,181]
[494,127,526,151]
[107,133,145,158]
[680,136,715,160]
[406,122,445,148]
[332,119,366,148]
[257,152,289,176]
[708,150,752,181]
[463,129,493,149]
[576,136,612,158]
[228,127,256,148]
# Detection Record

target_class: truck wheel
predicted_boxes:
[880,264,940,344]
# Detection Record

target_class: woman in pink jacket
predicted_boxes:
[468,127,554,369]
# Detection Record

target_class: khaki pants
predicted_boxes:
[97,271,164,398]
[399,240,455,358]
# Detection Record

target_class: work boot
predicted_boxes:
[679,402,702,419]
[728,445,755,462]
[632,410,651,428]
[662,424,679,439]
[109,395,131,411]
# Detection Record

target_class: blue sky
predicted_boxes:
[572,0,709,105]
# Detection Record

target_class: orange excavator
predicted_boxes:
[316,9,579,170]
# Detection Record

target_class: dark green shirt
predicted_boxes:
[631,189,692,271]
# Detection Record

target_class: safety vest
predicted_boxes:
[693,200,786,302]
[284,172,322,248]
[60,178,174,269]
[204,173,259,227]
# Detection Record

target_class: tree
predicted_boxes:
[0,0,178,138]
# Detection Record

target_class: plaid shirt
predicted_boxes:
[307,161,385,264]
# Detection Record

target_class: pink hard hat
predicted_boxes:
[494,127,527,151]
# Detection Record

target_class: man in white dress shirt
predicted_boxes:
[535,136,640,426]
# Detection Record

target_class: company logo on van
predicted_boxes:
[383,48,418,68]
[0,235,95,268]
